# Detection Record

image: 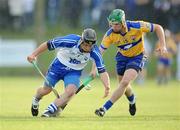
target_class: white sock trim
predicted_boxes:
[103,107,107,112]
[32,97,39,106]
[129,96,136,105]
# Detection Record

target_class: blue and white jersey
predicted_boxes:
[47,34,105,73]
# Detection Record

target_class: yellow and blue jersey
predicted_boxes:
[100,20,154,57]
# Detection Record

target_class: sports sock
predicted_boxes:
[47,103,58,113]
[103,100,113,111]
[32,97,40,105]
[127,94,136,104]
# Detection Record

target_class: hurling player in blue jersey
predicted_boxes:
[27,28,110,117]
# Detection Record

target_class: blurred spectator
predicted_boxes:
[124,0,136,20]
[114,0,125,9]
[168,0,180,81]
[23,0,36,28]
[155,29,177,85]
[8,0,25,31]
[62,0,82,28]
[45,0,60,26]
[175,33,180,81]
[98,0,116,31]
[135,0,154,21]
[80,0,92,27]
[153,0,171,28]
[0,0,10,28]
[168,0,180,34]
[91,0,101,25]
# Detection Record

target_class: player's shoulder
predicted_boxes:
[104,28,113,37]
[126,20,141,30]
[53,34,80,45]
[59,34,81,41]
[91,45,100,53]
[127,20,151,30]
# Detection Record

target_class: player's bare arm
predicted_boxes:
[27,42,48,63]
[99,71,110,98]
[153,24,168,55]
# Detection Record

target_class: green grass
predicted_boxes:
[0,77,180,130]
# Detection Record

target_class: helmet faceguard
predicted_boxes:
[81,28,97,45]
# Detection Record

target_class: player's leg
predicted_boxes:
[110,69,137,103]
[31,71,60,116]
[55,85,77,107]
[118,75,133,97]
[125,85,136,116]
[95,69,138,117]
[31,59,61,116]
[118,76,135,104]
[118,76,136,104]
[31,86,52,116]
[95,53,127,117]
[41,71,81,117]
[95,53,144,117]
[41,85,77,117]
[103,70,137,116]
[124,54,147,115]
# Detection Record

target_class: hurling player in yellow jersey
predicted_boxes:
[93,9,168,117]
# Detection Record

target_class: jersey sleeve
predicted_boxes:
[100,29,113,50]
[90,45,106,73]
[139,21,154,33]
[47,35,78,50]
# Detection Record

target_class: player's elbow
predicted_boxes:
[153,24,164,33]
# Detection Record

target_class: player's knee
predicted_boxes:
[65,84,77,98]
[37,87,52,95]
[120,80,130,88]
[66,90,75,98]
[65,87,76,98]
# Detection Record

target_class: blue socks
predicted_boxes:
[127,94,136,104]
[102,94,135,111]
[103,100,113,111]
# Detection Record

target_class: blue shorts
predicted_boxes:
[158,57,171,67]
[115,52,147,76]
[44,58,82,88]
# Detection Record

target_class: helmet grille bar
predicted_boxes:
[82,28,97,44]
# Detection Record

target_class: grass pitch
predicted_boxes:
[0,77,180,130]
